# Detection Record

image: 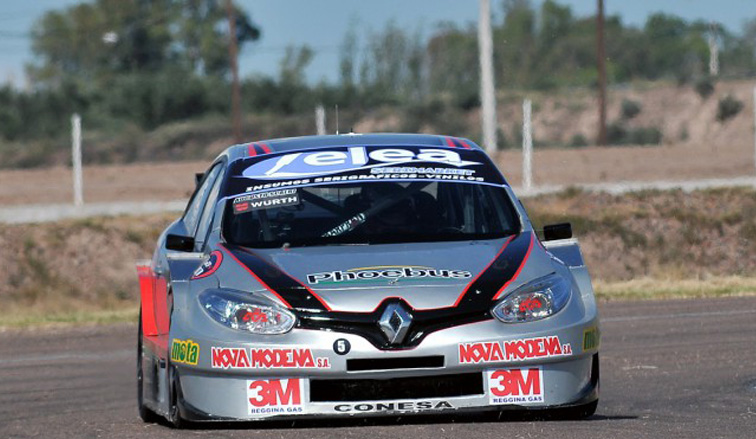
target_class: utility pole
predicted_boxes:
[708,22,719,77]
[71,114,83,206]
[478,0,498,153]
[315,104,326,136]
[522,99,533,192]
[596,0,607,146]
[225,0,243,143]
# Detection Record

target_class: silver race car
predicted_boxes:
[136,133,600,427]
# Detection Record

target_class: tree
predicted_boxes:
[27,0,260,86]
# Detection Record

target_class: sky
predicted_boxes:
[1,0,755,87]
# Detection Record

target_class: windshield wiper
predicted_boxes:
[318,181,430,238]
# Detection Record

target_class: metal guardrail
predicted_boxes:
[1,176,755,224]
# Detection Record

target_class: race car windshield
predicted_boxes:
[223,181,520,248]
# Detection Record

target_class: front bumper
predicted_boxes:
[169,313,600,421]
[177,353,599,422]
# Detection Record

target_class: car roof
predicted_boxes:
[220,133,483,162]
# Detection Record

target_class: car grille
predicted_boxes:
[309,372,484,402]
[346,356,444,372]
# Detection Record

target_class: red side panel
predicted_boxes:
[136,263,158,336]
[153,276,170,335]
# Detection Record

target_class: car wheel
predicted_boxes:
[564,399,598,419]
[167,366,187,428]
[137,310,160,423]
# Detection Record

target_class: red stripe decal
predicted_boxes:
[219,245,293,309]
[259,142,272,154]
[492,233,535,300]
[445,137,456,147]
[457,138,471,149]
[451,235,516,307]
[247,143,257,157]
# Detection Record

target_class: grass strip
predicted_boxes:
[2,277,756,329]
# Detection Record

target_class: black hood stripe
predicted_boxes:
[220,232,536,349]
[219,244,332,311]
[451,231,534,309]
[219,232,533,314]
[493,233,534,300]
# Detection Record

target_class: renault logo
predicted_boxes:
[378,302,412,345]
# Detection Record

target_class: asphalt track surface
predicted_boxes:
[1,297,754,439]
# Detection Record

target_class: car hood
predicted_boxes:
[220,232,549,313]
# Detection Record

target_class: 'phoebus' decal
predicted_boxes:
[307,266,472,285]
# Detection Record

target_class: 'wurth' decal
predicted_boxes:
[212,347,331,369]
[458,336,572,364]
[232,189,300,215]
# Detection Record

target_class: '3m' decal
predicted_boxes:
[487,367,544,405]
[247,378,305,416]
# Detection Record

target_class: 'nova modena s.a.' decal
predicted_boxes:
[333,400,454,413]
[247,378,305,416]
[487,367,544,405]
[459,336,572,364]
[307,266,472,285]
[171,339,200,365]
[212,347,331,369]
[191,250,223,280]
[243,146,480,180]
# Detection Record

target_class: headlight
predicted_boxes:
[199,289,296,334]
[491,274,571,323]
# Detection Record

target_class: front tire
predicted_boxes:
[137,310,160,423]
[562,399,598,419]
[167,366,187,428]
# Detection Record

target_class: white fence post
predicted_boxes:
[478,0,497,153]
[71,113,83,206]
[522,98,533,192]
[315,104,326,136]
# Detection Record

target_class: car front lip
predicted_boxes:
[168,308,599,421]
[174,353,599,422]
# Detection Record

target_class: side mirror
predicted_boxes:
[195,172,205,187]
[166,234,195,252]
[543,223,572,241]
